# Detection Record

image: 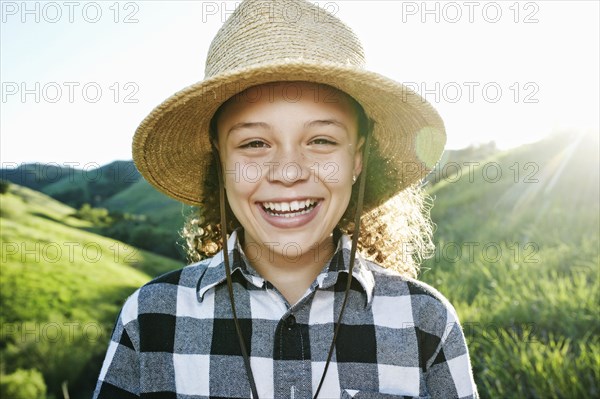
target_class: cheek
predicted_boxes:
[223,161,264,222]
[224,177,256,225]
[223,159,264,192]
[225,174,252,198]
[317,154,355,185]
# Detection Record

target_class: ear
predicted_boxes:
[353,136,365,179]
[211,138,220,152]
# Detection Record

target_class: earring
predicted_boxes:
[352,175,357,184]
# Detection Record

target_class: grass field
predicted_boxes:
[420,132,599,398]
[0,185,182,398]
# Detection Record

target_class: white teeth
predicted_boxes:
[281,208,311,218]
[261,199,319,216]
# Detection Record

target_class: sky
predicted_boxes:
[1,0,599,168]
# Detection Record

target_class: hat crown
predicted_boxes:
[205,0,365,78]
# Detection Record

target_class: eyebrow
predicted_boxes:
[226,119,349,136]
[227,122,271,136]
[304,119,348,133]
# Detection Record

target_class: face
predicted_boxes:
[215,81,363,263]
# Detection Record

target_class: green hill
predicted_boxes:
[0,184,182,398]
[426,141,499,186]
[40,161,141,208]
[0,160,189,261]
[421,131,599,398]
[0,161,141,209]
[0,163,76,192]
[0,161,188,252]
[101,178,188,232]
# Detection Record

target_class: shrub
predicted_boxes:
[0,368,47,399]
[0,179,10,194]
[73,204,112,225]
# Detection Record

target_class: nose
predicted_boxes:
[266,145,311,185]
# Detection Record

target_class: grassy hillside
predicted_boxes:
[421,131,599,398]
[41,161,141,207]
[0,161,185,233]
[0,161,140,209]
[0,164,76,192]
[0,160,188,261]
[426,141,499,185]
[101,178,189,232]
[0,184,182,398]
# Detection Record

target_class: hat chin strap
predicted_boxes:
[213,146,260,399]
[212,125,372,399]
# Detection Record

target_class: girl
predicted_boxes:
[94,1,478,398]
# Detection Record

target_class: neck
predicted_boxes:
[243,234,337,305]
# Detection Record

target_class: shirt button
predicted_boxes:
[285,315,296,329]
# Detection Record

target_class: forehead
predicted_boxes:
[214,81,359,131]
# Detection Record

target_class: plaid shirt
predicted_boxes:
[94,230,478,399]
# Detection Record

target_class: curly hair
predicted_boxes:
[180,84,435,278]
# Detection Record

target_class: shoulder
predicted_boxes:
[119,259,212,325]
[364,259,460,331]
[143,259,211,290]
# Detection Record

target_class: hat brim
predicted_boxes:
[133,61,445,208]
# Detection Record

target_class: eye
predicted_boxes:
[309,137,337,145]
[239,140,269,149]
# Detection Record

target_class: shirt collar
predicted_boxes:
[196,230,264,301]
[196,229,375,306]
[313,232,375,306]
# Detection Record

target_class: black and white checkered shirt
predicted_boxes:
[94,230,478,398]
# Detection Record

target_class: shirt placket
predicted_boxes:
[273,296,313,399]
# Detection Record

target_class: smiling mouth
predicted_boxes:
[259,199,320,218]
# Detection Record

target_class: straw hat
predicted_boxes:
[133,0,446,209]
